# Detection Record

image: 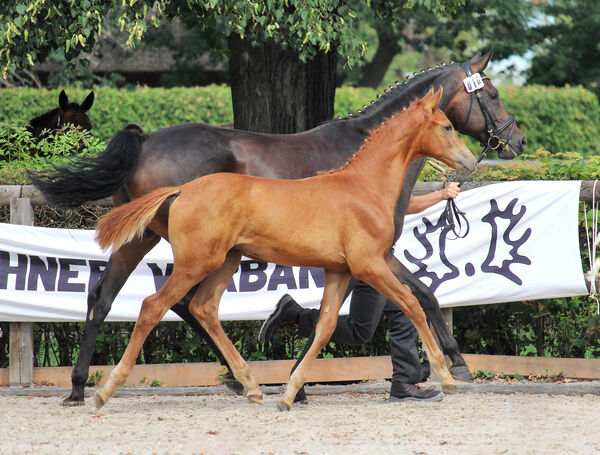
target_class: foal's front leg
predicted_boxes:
[278,271,351,411]
[354,255,456,394]
[386,254,472,382]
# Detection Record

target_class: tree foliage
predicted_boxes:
[0,0,467,78]
[526,0,600,96]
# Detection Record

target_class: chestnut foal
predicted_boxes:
[94,88,477,411]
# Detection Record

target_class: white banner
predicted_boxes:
[0,181,588,322]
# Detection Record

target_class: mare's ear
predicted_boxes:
[59,90,69,111]
[422,86,443,112]
[81,91,95,111]
[468,47,493,74]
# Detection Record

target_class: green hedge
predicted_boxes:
[1,84,598,155]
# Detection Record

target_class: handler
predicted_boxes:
[259,182,460,403]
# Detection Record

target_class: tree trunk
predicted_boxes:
[359,26,401,89]
[228,35,337,134]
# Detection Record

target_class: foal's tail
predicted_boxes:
[27,123,146,208]
[96,187,181,252]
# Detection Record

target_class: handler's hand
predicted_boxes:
[441,182,460,200]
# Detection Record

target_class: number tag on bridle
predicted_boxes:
[463,73,484,93]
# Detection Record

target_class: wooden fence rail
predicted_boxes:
[1,181,598,387]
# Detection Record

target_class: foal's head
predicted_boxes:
[411,87,478,176]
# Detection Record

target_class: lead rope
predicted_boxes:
[443,149,488,239]
[583,180,600,314]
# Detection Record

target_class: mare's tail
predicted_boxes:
[96,187,181,252]
[27,123,146,208]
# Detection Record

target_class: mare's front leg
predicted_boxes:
[354,256,456,394]
[386,254,472,382]
[278,271,351,411]
[63,231,159,406]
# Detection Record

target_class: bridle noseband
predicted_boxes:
[443,63,517,239]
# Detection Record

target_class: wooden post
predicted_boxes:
[8,197,34,386]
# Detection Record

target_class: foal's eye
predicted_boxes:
[444,125,453,131]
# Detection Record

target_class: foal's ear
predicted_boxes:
[59,90,69,111]
[422,87,443,112]
[468,47,493,74]
[81,91,95,111]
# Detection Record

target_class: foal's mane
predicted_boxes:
[321,99,426,176]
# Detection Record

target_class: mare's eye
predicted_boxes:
[489,91,499,100]
[444,125,453,131]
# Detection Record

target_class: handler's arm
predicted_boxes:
[406,182,460,214]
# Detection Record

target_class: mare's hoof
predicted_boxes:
[293,386,307,404]
[61,396,85,407]
[94,392,106,409]
[450,365,474,382]
[246,392,264,405]
[441,383,458,395]
[223,372,245,396]
[276,400,291,412]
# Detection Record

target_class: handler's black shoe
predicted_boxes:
[389,381,444,403]
[258,294,302,343]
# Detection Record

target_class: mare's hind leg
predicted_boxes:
[188,250,263,404]
[278,271,351,411]
[64,232,159,406]
[95,263,206,409]
[353,256,456,394]
[386,254,472,382]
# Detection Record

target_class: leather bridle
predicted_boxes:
[443,63,517,239]
[457,62,516,158]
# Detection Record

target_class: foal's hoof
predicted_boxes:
[94,392,106,409]
[441,383,458,395]
[450,365,474,382]
[276,400,291,412]
[246,392,264,405]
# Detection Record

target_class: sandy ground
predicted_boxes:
[1,382,600,455]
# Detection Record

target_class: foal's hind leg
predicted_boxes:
[353,256,456,394]
[64,232,160,406]
[278,271,351,411]
[386,254,472,382]
[94,267,207,409]
[188,250,263,404]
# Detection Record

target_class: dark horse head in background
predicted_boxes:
[27,90,94,138]
[29,49,526,406]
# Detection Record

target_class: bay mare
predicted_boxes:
[28,49,527,406]
[94,89,478,411]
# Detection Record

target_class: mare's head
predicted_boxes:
[28,90,94,138]
[445,49,526,159]
[411,87,477,176]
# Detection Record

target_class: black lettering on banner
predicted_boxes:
[28,256,58,291]
[268,265,297,291]
[239,260,267,292]
[88,260,108,290]
[298,267,325,288]
[481,198,532,285]
[147,263,173,291]
[0,251,28,290]
[57,258,87,292]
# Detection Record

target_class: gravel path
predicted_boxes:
[1,381,599,454]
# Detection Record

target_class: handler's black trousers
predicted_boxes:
[295,280,422,384]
